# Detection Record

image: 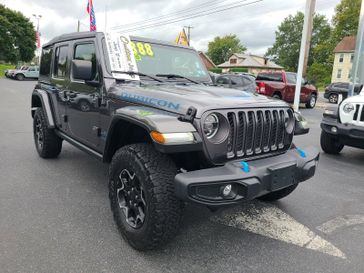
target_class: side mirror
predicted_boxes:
[72,59,92,81]
[294,111,310,135]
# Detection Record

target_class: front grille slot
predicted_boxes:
[224,108,293,160]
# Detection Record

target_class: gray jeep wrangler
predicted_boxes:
[31,32,319,250]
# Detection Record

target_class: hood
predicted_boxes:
[342,92,364,104]
[108,82,289,118]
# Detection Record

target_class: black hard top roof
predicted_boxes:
[43,31,192,50]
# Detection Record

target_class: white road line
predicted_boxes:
[317,215,364,235]
[210,201,346,259]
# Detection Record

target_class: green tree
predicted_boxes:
[207,34,246,65]
[0,4,36,63]
[331,0,361,44]
[266,12,331,71]
[306,62,332,87]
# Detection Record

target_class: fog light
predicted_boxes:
[331,126,338,133]
[222,184,232,197]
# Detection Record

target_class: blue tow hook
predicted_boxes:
[240,161,250,173]
[297,148,306,158]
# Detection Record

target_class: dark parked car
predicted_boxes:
[324,82,363,103]
[214,73,256,93]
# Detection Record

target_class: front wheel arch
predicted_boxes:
[103,118,153,163]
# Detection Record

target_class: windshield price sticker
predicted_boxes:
[105,32,140,81]
[130,42,154,60]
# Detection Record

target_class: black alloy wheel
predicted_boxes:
[116,169,146,229]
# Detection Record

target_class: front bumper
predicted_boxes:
[174,147,319,206]
[321,117,364,140]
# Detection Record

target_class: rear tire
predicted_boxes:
[109,143,183,251]
[16,74,25,81]
[320,130,344,154]
[328,93,338,104]
[258,184,298,201]
[306,94,317,108]
[33,108,62,158]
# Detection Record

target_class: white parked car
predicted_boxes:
[13,66,39,80]
[321,89,364,154]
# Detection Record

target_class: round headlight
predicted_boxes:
[203,113,219,139]
[343,103,355,113]
[285,111,295,134]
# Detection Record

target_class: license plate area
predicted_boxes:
[268,162,296,191]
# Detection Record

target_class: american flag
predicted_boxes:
[86,0,97,32]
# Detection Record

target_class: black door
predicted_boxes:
[65,41,101,150]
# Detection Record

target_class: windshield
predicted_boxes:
[256,73,283,82]
[130,40,210,82]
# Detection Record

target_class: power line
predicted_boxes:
[111,0,231,30]
[115,0,262,33]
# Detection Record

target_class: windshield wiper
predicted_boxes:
[155,74,199,84]
[112,71,164,83]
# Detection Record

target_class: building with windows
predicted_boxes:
[331,36,356,83]
[217,53,282,74]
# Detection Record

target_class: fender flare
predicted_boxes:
[31,89,55,128]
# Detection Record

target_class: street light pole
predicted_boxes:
[293,0,315,112]
[33,14,42,65]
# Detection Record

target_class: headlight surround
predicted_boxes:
[284,110,295,134]
[343,103,355,113]
[203,113,220,139]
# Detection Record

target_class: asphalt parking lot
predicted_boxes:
[1,78,364,273]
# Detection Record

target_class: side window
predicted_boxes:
[40,47,53,77]
[231,76,243,86]
[28,67,35,71]
[53,45,69,79]
[286,73,296,84]
[73,43,97,80]
[339,54,344,63]
[216,76,229,85]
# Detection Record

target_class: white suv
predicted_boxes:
[321,89,364,154]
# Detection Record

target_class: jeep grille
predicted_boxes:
[202,108,294,163]
[352,103,364,124]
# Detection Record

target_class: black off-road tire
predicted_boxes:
[16,74,25,81]
[109,143,183,251]
[305,93,317,108]
[258,184,298,201]
[320,130,344,154]
[33,108,62,158]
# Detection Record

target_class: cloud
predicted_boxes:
[0,0,340,55]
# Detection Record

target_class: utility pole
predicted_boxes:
[349,0,364,97]
[302,0,316,77]
[184,25,193,46]
[33,14,42,65]
[77,20,80,32]
[293,0,316,112]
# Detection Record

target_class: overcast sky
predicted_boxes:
[1,0,340,56]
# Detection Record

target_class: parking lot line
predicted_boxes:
[210,200,346,259]
[317,215,364,235]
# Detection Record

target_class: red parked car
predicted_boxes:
[255,71,318,108]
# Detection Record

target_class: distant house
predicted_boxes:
[198,51,216,70]
[217,53,283,74]
[331,36,356,83]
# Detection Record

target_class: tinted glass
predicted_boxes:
[54,46,68,78]
[256,73,283,82]
[131,40,209,82]
[40,47,53,76]
[286,73,296,84]
[231,76,244,86]
[216,76,229,85]
[74,43,97,80]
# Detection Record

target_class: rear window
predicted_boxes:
[256,73,283,82]
[53,45,69,79]
[40,47,53,77]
